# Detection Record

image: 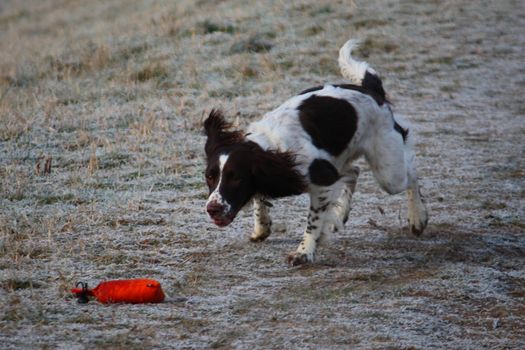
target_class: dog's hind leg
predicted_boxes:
[404,138,428,235]
[365,127,408,195]
[333,165,360,226]
[313,165,360,246]
[365,122,428,235]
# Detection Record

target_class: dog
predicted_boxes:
[203,39,428,266]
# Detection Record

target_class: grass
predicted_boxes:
[0,0,524,349]
[425,56,455,65]
[132,63,169,83]
[353,18,389,29]
[1,279,42,291]
[230,35,274,54]
[356,37,399,57]
[197,20,236,35]
[36,193,76,205]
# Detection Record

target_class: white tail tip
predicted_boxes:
[338,39,376,84]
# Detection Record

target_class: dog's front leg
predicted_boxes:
[288,186,334,266]
[250,196,273,242]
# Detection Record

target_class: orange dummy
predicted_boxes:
[71,279,165,304]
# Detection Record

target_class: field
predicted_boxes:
[1,0,524,349]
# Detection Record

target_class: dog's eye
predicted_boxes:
[205,173,215,183]
[205,167,218,181]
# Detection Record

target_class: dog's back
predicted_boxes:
[246,39,395,176]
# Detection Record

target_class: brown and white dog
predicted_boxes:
[203,40,428,266]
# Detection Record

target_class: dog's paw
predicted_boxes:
[407,188,429,236]
[250,232,271,242]
[409,208,428,236]
[250,228,272,242]
[250,219,272,242]
[287,252,314,266]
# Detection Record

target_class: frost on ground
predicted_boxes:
[0,0,524,349]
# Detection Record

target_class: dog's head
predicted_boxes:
[203,110,306,227]
[204,110,256,226]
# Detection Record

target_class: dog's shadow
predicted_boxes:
[293,223,525,277]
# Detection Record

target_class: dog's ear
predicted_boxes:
[204,110,243,156]
[251,148,306,198]
[204,109,228,138]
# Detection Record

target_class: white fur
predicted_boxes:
[206,154,232,213]
[251,196,272,241]
[338,39,377,84]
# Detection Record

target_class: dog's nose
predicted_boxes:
[207,202,225,217]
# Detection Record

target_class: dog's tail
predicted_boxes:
[338,39,386,101]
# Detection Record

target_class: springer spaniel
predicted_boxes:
[203,39,428,266]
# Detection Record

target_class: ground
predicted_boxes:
[0,0,524,349]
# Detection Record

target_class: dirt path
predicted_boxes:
[1,0,524,349]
